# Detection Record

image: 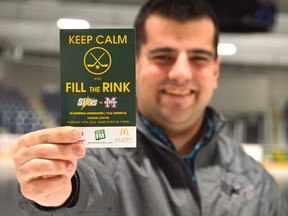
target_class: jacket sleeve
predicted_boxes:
[264,172,288,216]
[273,193,288,216]
[246,151,288,216]
[16,150,117,216]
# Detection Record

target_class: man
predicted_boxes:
[13,0,288,215]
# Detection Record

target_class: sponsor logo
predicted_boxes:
[104,97,117,108]
[95,129,106,141]
[115,128,133,143]
[120,128,129,136]
[221,180,255,200]
[77,97,98,110]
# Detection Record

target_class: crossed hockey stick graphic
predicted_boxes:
[87,52,108,70]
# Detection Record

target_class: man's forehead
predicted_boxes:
[145,15,215,40]
[142,15,216,57]
[145,14,214,29]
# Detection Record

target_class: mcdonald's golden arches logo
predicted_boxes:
[120,128,129,136]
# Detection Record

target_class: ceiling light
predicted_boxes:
[57,18,90,29]
[217,43,237,56]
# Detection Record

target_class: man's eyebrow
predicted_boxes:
[188,49,214,57]
[148,47,177,54]
[148,47,215,58]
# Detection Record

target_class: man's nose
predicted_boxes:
[168,54,192,82]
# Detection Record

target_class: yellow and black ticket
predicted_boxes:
[60,29,136,148]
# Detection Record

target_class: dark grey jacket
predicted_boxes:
[17,109,288,216]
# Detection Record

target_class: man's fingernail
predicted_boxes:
[73,145,84,157]
[69,129,80,140]
[66,162,73,171]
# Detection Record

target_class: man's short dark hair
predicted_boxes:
[134,0,219,58]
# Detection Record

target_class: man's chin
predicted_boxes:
[162,113,192,125]
[160,108,203,125]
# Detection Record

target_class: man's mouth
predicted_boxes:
[163,89,194,96]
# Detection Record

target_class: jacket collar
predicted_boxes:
[136,107,226,149]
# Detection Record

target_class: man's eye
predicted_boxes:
[190,56,211,65]
[191,56,208,62]
[151,55,174,63]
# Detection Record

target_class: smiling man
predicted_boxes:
[14,0,288,215]
[136,14,220,156]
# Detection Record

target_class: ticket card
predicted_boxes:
[60,29,136,148]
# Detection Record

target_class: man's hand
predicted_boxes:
[13,126,86,207]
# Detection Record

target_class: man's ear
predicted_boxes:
[214,56,221,89]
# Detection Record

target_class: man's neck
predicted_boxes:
[138,110,206,156]
[166,118,204,157]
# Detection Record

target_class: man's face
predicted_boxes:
[136,15,220,131]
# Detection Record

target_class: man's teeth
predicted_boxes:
[165,89,192,96]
